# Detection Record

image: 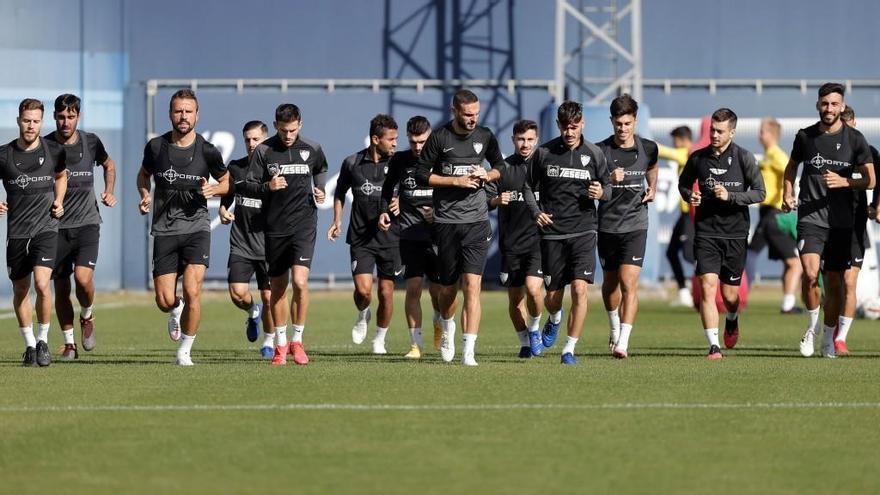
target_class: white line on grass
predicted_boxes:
[0,402,878,413]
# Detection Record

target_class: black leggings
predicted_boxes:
[666,212,694,289]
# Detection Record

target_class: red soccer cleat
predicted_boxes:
[290,342,309,365]
[723,318,739,349]
[270,345,287,366]
[834,340,850,355]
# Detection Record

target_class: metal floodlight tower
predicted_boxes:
[554,0,642,105]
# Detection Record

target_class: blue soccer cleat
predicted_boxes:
[246,304,262,343]
[260,345,274,360]
[560,352,578,365]
[528,331,544,356]
[542,310,563,348]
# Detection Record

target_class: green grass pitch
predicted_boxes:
[1,289,878,494]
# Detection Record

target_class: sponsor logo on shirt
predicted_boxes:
[704,177,742,188]
[158,166,202,184]
[441,163,475,176]
[269,163,311,175]
[404,189,433,198]
[237,196,262,208]
[809,153,851,170]
[67,170,93,178]
[546,165,591,180]
[505,190,526,202]
[359,180,382,196]
[403,177,418,189]
[12,174,53,189]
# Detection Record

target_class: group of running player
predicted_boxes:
[5,81,875,366]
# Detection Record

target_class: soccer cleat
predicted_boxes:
[723,318,739,349]
[35,341,51,367]
[260,346,274,360]
[608,328,620,352]
[175,353,194,366]
[433,319,442,350]
[461,351,478,366]
[167,297,184,342]
[404,344,422,359]
[560,352,578,365]
[799,327,816,357]
[21,347,37,367]
[245,304,261,343]
[528,331,544,357]
[59,343,78,361]
[372,338,387,355]
[821,340,837,359]
[518,346,532,359]
[271,345,287,365]
[780,306,805,315]
[440,329,455,363]
[707,344,723,360]
[80,315,96,351]
[834,340,850,356]
[612,346,628,359]
[351,308,370,345]
[290,342,309,365]
[541,310,563,348]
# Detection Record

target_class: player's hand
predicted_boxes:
[421,206,434,223]
[101,191,117,207]
[0,201,7,216]
[499,191,512,205]
[690,190,702,206]
[713,184,729,201]
[823,169,848,189]
[327,221,342,241]
[782,194,797,212]
[588,181,603,199]
[313,187,325,204]
[219,205,235,224]
[268,173,287,191]
[536,212,554,227]
[51,200,64,218]
[199,177,220,198]
[611,167,625,184]
[469,166,488,181]
[389,197,400,216]
[138,195,151,214]
[378,212,392,232]
[641,186,655,204]
[454,175,481,189]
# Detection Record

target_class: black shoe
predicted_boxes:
[35,341,51,367]
[21,346,37,367]
[780,306,805,315]
[707,345,723,360]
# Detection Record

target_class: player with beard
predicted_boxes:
[137,89,230,365]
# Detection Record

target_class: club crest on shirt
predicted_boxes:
[836,143,841,150]
[39,157,44,166]
[728,156,732,166]
[581,154,590,167]
[299,150,310,161]
[384,165,389,174]
[473,142,483,154]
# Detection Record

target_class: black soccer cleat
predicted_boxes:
[21,346,37,367]
[35,341,51,367]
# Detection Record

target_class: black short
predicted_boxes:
[53,224,100,279]
[350,244,402,280]
[694,236,747,286]
[598,230,647,270]
[541,233,597,291]
[500,243,542,288]
[850,227,868,269]
[750,207,797,261]
[825,227,864,272]
[227,254,270,290]
[400,239,439,282]
[266,226,316,277]
[796,222,829,257]
[152,231,211,278]
[7,231,58,281]
[432,220,492,286]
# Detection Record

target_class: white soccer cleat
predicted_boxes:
[167,298,184,342]
[799,327,816,357]
[608,328,620,351]
[440,329,455,363]
[175,353,194,366]
[351,308,370,345]
[371,338,387,355]
[461,351,478,366]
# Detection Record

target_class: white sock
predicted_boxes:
[80,306,93,319]
[62,329,75,345]
[823,325,836,346]
[550,310,563,324]
[357,308,370,323]
[177,334,195,356]
[462,333,477,354]
[516,330,529,346]
[374,326,388,343]
[726,311,738,322]
[704,328,720,347]
[248,301,260,319]
[781,294,796,312]
[836,316,853,342]
[607,308,620,331]
[261,332,275,348]
[20,326,36,348]
[618,323,633,351]
[441,317,456,336]
[409,327,422,347]
[807,307,820,334]
[291,324,304,343]
[527,313,542,332]
[275,326,288,347]
[37,323,50,344]
[561,336,578,355]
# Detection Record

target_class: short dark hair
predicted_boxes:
[275,103,301,123]
[711,108,738,129]
[818,82,845,99]
[669,125,692,141]
[370,114,398,138]
[19,98,44,116]
[452,89,479,109]
[54,94,81,115]
[610,93,638,118]
[406,116,431,136]
[557,101,583,126]
[840,106,855,122]
[242,120,268,135]
[169,89,198,111]
[512,119,538,136]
